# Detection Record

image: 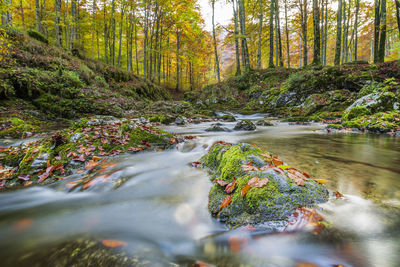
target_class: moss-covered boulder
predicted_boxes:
[342,106,370,121]
[0,116,177,189]
[219,114,236,122]
[233,120,256,131]
[201,142,328,227]
[0,116,41,138]
[255,119,274,126]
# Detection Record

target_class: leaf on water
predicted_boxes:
[13,218,33,231]
[284,207,325,235]
[193,261,212,267]
[334,191,344,198]
[241,184,251,197]
[38,172,49,182]
[272,156,283,166]
[224,180,238,194]
[101,239,127,248]
[191,161,201,168]
[219,195,232,211]
[314,179,328,184]
[228,235,248,253]
[214,179,228,186]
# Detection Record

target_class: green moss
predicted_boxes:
[327,124,343,129]
[27,30,49,44]
[343,106,371,121]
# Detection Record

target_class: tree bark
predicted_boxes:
[35,0,43,33]
[117,4,125,68]
[232,0,241,75]
[396,0,400,43]
[284,0,290,67]
[312,0,321,65]
[334,0,342,65]
[257,0,263,69]
[212,0,221,83]
[374,0,380,63]
[238,0,250,71]
[104,0,108,64]
[111,0,116,65]
[354,0,360,60]
[269,0,275,68]
[91,0,96,58]
[378,0,386,62]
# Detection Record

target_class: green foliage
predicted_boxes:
[342,106,371,121]
[27,30,48,44]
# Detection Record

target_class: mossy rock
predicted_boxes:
[0,116,41,138]
[201,143,329,227]
[342,106,370,121]
[233,120,256,131]
[219,114,236,122]
[327,124,343,129]
[255,119,274,126]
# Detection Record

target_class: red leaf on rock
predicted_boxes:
[241,184,251,197]
[247,177,260,187]
[219,195,232,211]
[73,155,86,162]
[287,172,305,186]
[18,175,31,181]
[334,191,344,199]
[284,207,325,235]
[272,156,283,166]
[255,178,268,188]
[224,180,238,194]
[214,179,228,186]
[191,161,201,168]
[241,165,258,171]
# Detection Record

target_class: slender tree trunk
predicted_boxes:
[111,0,115,65]
[104,0,108,64]
[395,0,400,43]
[65,0,69,48]
[55,0,62,46]
[303,0,308,66]
[378,0,386,62]
[176,31,180,91]
[96,29,100,59]
[19,0,25,29]
[35,0,43,33]
[354,0,360,60]
[269,0,275,68]
[334,0,342,65]
[232,0,241,75]
[257,0,263,69]
[238,0,250,71]
[135,20,139,75]
[91,0,96,58]
[284,0,290,67]
[276,0,283,66]
[323,0,328,64]
[212,0,221,83]
[374,0,380,63]
[117,5,125,68]
[312,0,321,64]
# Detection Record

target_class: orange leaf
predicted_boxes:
[219,195,232,211]
[272,156,283,166]
[255,178,268,188]
[92,156,102,162]
[241,184,251,197]
[13,218,33,231]
[101,239,127,248]
[241,165,258,171]
[287,172,305,186]
[214,179,228,186]
[314,179,328,184]
[224,180,238,194]
[334,191,344,198]
[247,177,260,187]
[24,181,33,186]
[229,235,248,253]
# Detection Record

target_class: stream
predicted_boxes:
[0,114,399,267]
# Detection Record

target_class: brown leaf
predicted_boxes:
[272,156,283,166]
[255,178,268,188]
[287,172,305,186]
[18,175,31,181]
[241,165,258,171]
[334,191,344,198]
[229,235,248,253]
[191,160,201,168]
[101,239,127,248]
[219,195,232,211]
[214,179,228,186]
[314,179,328,184]
[284,207,325,235]
[241,184,251,197]
[247,177,260,187]
[73,155,86,162]
[92,156,102,162]
[224,180,238,194]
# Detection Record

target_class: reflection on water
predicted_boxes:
[0,118,399,266]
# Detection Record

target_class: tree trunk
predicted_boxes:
[111,0,116,65]
[284,0,290,67]
[135,20,139,75]
[378,0,386,62]
[396,0,400,43]
[354,0,360,60]
[232,0,241,75]
[302,0,308,66]
[334,0,342,65]
[212,0,221,83]
[312,0,321,65]
[238,0,250,71]
[35,0,43,33]
[269,0,274,68]
[257,0,263,69]
[117,5,125,68]
[91,0,96,58]
[104,1,108,64]
[276,0,283,67]
[20,0,25,30]
[176,31,180,91]
[323,0,328,64]
[374,0,380,63]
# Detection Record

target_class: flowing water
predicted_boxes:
[0,115,399,267]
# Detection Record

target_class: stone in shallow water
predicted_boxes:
[205,123,231,132]
[201,143,328,227]
[233,120,256,131]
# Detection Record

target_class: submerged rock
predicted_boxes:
[175,117,185,125]
[219,114,236,122]
[201,143,328,227]
[233,120,256,131]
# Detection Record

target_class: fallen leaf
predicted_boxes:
[101,239,127,248]
[191,160,201,168]
[193,261,212,267]
[287,172,305,186]
[18,175,31,181]
[219,195,232,211]
[284,207,325,235]
[314,179,328,184]
[248,177,260,187]
[334,191,344,198]
[241,184,251,197]
[229,235,248,253]
[25,156,34,162]
[24,181,33,186]
[224,180,238,194]
[13,218,33,231]
[92,156,102,162]
[76,170,85,174]
[214,179,228,186]
[272,156,283,166]
[255,178,268,188]
[241,165,258,171]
